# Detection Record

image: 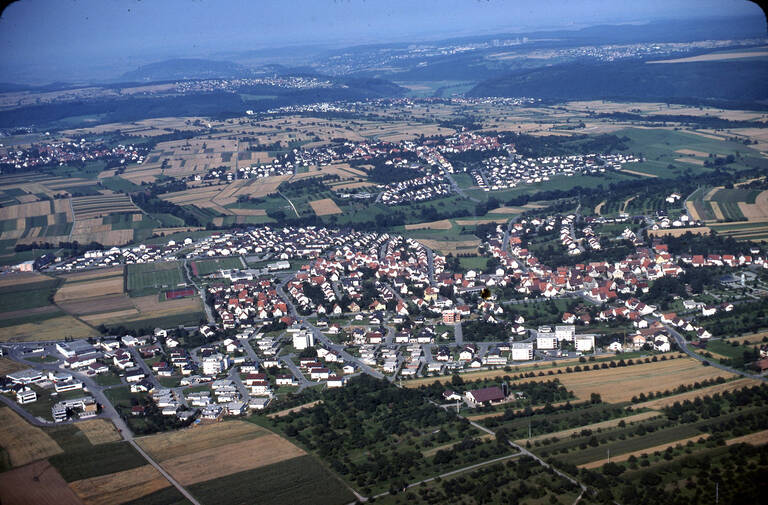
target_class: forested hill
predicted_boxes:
[468,60,768,102]
[120,58,252,81]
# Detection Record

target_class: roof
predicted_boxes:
[467,386,505,403]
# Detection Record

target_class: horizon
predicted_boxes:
[0,0,764,85]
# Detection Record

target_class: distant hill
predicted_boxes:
[120,58,252,82]
[467,60,768,102]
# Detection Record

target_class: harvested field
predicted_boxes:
[0,201,52,219]
[729,331,768,344]
[0,356,26,375]
[417,238,480,255]
[580,434,710,469]
[726,429,768,446]
[68,464,170,505]
[737,190,768,219]
[686,200,701,221]
[648,227,711,238]
[405,358,585,388]
[137,420,266,461]
[0,271,52,287]
[0,460,83,505]
[228,208,267,216]
[620,168,657,178]
[455,218,510,226]
[489,206,529,214]
[675,157,706,165]
[58,294,135,316]
[0,315,99,342]
[70,195,139,220]
[519,411,661,444]
[710,201,726,220]
[54,276,124,302]
[162,435,306,486]
[622,196,636,213]
[633,378,762,410]
[675,149,710,157]
[404,219,453,230]
[0,407,63,467]
[546,358,735,403]
[58,267,124,282]
[308,198,342,216]
[77,419,122,445]
[267,400,324,418]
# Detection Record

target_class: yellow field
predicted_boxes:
[0,315,99,342]
[0,272,52,287]
[404,219,453,230]
[546,358,736,402]
[0,460,83,505]
[161,434,306,486]
[309,198,343,216]
[728,331,768,344]
[69,464,170,505]
[620,168,658,178]
[710,201,725,220]
[648,227,711,238]
[455,218,510,226]
[0,408,63,467]
[580,434,710,469]
[77,419,122,445]
[54,275,124,302]
[633,378,762,410]
[137,420,266,461]
[737,190,768,220]
[417,238,480,255]
[267,400,324,418]
[726,429,768,446]
[519,411,661,444]
[80,295,201,325]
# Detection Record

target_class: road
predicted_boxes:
[129,439,202,505]
[444,172,479,203]
[660,321,768,382]
[454,321,464,346]
[183,259,215,325]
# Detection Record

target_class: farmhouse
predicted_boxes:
[465,386,506,407]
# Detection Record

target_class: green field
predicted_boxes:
[188,455,356,505]
[192,257,244,276]
[126,261,186,296]
[0,278,61,313]
[49,441,146,482]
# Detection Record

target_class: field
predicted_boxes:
[580,434,710,468]
[77,419,122,445]
[126,261,186,296]
[536,357,736,402]
[0,407,63,467]
[191,257,243,276]
[520,410,662,443]
[68,464,171,505]
[49,441,147,482]
[0,314,99,342]
[631,377,762,410]
[0,460,83,505]
[136,421,267,461]
[648,227,711,238]
[0,356,26,375]
[404,219,453,230]
[188,455,356,505]
[309,198,343,216]
[54,273,124,302]
[686,185,768,240]
[725,428,768,446]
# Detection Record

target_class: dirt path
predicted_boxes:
[594,200,606,215]
[622,196,636,213]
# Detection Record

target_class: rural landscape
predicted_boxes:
[0,1,767,505]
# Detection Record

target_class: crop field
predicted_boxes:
[404,219,453,230]
[188,454,356,505]
[725,428,768,446]
[309,198,343,216]
[80,295,202,328]
[50,440,146,483]
[77,419,122,445]
[520,410,662,444]
[190,257,243,276]
[125,261,186,296]
[0,277,60,316]
[529,357,735,402]
[0,314,99,342]
[633,377,763,410]
[54,274,124,302]
[0,460,83,505]
[0,356,26,375]
[69,464,172,505]
[161,434,306,486]
[580,434,710,469]
[70,194,139,220]
[648,227,711,238]
[0,407,63,467]
[136,420,267,461]
[416,237,480,255]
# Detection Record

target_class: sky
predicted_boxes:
[0,0,763,83]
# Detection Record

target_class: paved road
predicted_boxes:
[454,321,464,346]
[183,259,215,325]
[445,172,479,203]
[129,439,202,505]
[660,321,768,382]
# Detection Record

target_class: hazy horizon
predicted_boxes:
[0,0,764,85]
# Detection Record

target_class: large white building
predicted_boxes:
[202,353,231,375]
[555,325,576,342]
[575,335,595,352]
[292,330,315,350]
[536,335,557,350]
[511,342,534,361]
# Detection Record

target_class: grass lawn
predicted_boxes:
[191,257,244,276]
[125,261,186,297]
[0,279,61,313]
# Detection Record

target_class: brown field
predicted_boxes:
[0,201,52,219]
[0,315,99,342]
[267,400,324,418]
[309,198,342,216]
[728,331,768,344]
[332,181,377,190]
[54,276,124,302]
[80,309,140,323]
[686,200,701,221]
[58,294,135,317]
[726,429,768,446]
[710,201,726,220]
[455,218,510,226]
[648,50,768,64]
[489,206,530,214]
[137,420,266,461]
[620,168,658,178]
[69,464,170,505]
[77,419,122,445]
[545,358,736,403]
[0,271,52,287]
[80,295,201,325]
[465,401,572,422]
[648,227,711,238]
[0,407,63,467]
[675,149,709,157]
[0,356,26,375]
[632,378,761,411]
[737,190,768,220]
[519,411,661,444]
[70,195,139,220]
[162,434,306,486]
[58,267,124,282]
[0,460,83,505]
[417,238,480,255]
[404,219,453,230]
[228,208,267,216]
[580,434,710,469]
[675,157,706,166]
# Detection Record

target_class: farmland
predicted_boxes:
[190,256,243,276]
[0,460,83,505]
[0,407,63,468]
[126,261,186,296]
[68,464,172,505]
[309,198,343,216]
[136,421,267,461]
[77,419,122,445]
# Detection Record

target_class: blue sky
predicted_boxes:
[0,0,763,83]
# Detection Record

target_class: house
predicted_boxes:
[327,375,345,388]
[465,386,506,407]
[442,390,462,401]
